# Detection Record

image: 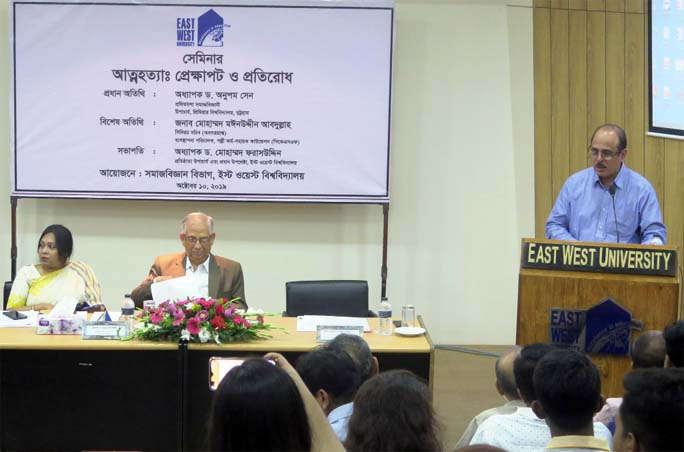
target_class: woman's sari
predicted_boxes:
[7,261,102,308]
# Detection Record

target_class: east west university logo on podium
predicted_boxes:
[176,9,230,47]
[550,298,643,356]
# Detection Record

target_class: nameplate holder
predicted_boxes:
[316,325,363,343]
[522,241,676,277]
[82,321,130,340]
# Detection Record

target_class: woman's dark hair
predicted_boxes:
[208,359,311,451]
[38,224,73,264]
[345,370,441,452]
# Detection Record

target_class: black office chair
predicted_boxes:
[4,280,14,310]
[285,280,372,317]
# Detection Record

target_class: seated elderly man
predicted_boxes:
[130,212,246,309]
[454,346,524,450]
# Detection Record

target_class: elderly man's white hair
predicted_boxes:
[181,212,215,234]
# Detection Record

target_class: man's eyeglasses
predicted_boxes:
[184,236,211,245]
[587,146,622,161]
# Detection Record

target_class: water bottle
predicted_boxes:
[120,294,136,333]
[378,297,392,336]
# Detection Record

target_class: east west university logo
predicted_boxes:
[176,9,229,47]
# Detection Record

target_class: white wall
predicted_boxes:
[0,0,534,345]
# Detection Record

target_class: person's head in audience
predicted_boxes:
[327,333,379,383]
[180,212,215,267]
[208,358,311,451]
[663,320,684,368]
[495,346,522,401]
[630,330,666,369]
[614,367,684,452]
[37,224,73,271]
[345,370,440,452]
[513,342,557,404]
[531,349,602,437]
[296,348,360,415]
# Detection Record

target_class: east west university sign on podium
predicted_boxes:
[517,238,681,397]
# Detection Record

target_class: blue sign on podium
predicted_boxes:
[550,298,643,356]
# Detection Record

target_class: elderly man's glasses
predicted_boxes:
[185,236,211,245]
[588,146,622,161]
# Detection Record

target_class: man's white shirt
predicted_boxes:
[185,256,209,298]
[469,407,612,452]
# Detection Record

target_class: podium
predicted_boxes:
[517,238,681,397]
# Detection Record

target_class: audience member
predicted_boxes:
[321,333,379,441]
[345,370,441,452]
[8,224,102,311]
[663,320,684,367]
[454,346,523,449]
[613,367,684,452]
[630,331,667,368]
[130,212,246,308]
[296,349,361,441]
[265,352,345,452]
[531,349,610,451]
[594,330,666,427]
[208,358,311,451]
[470,343,611,451]
[327,333,379,383]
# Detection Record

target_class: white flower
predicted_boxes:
[180,329,191,341]
[198,328,212,343]
[186,302,198,311]
[235,308,245,315]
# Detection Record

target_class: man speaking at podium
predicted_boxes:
[545,124,666,245]
[130,212,246,309]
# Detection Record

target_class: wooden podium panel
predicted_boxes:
[517,239,681,397]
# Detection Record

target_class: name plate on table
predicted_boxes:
[82,321,130,340]
[316,325,363,343]
[522,242,676,277]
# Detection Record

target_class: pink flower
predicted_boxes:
[173,318,183,327]
[215,304,225,316]
[232,315,243,325]
[150,310,165,324]
[198,298,214,310]
[173,310,185,321]
[187,317,201,335]
[197,310,209,322]
[244,319,251,328]
[224,307,234,317]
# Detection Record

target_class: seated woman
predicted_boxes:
[208,358,312,451]
[7,224,102,311]
[345,370,442,452]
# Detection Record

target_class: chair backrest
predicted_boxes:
[3,281,13,310]
[285,280,369,317]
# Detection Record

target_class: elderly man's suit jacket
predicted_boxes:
[130,252,246,308]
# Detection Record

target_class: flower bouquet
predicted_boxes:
[129,297,273,344]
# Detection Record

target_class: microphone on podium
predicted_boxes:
[609,184,620,243]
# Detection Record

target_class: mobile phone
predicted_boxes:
[208,356,275,391]
[3,311,27,320]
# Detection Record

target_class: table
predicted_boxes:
[0,317,432,451]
